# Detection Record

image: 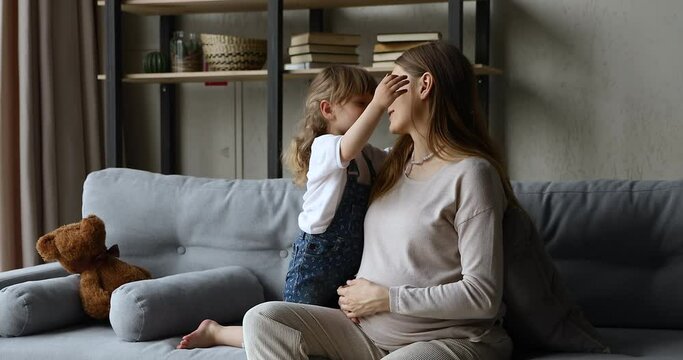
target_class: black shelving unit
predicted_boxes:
[159,16,176,175]
[267,0,284,178]
[105,0,122,169]
[104,0,491,178]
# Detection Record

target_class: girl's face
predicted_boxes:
[327,93,373,135]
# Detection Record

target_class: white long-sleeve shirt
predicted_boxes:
[356,156,508,351]
[298,134,387,234]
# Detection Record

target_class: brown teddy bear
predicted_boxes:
[36,215,151,319]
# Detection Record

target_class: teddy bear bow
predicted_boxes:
[95,244,120,262]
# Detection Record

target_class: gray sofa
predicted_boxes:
[0,168,681,359]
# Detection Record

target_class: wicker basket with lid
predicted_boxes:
[201,34,267,71]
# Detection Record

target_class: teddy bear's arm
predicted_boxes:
[133,265,152,279]
[80,270,112,319]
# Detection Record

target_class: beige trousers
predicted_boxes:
[242,301,513,360]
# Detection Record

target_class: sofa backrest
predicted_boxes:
[512,179,683,329]
[84,169,683,328]
[82,168,304,301]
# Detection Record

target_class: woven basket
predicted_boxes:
[201,34,267,71]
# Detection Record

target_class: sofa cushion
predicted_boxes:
[82,168,304,302]
[110,266,264,342]
[0,275,87,337]
[0,322,248,360]
[513,180,683,329]
[503,207,609,353]
[597,327,683,357]
[521,328,683,359]
[0,262,68,290]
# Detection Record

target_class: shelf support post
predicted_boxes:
[309,9,324,33]
[160,15,177,174]
[105,0,123,168]
[267,0,283,178]
[448,0,464,49]
[475,0,491,118]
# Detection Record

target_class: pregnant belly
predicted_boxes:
[358,312,488,351]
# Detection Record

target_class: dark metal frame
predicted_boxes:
[448,0,464,49]
[267,0,284,178]
[449,0,490,115]
[309,9,324,33]
[160,16,177,174]
[105,0,122,168]
[475,0,491,116]
[104,0,491,178]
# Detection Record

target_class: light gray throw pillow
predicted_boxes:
[502,206,610,353]
[110,266,264,342]
[0,275,87,337]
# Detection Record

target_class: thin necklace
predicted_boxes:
[404,146,435,176]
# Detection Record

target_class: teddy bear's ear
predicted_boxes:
[36,233,59,261]
[81,215,105,240]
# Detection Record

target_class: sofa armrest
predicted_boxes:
[0,262,68,290]
[0,275,87,337]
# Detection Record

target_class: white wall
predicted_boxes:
[114,1,683,181]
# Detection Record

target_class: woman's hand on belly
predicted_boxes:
[337,278,390,319]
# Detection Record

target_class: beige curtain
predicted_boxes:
[0,0,102,271]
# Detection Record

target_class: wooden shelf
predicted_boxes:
[289,64,501,77]
[97,65,501,83]
[97,0,478,15]
[98,70,268,83]
[473,64,502,75]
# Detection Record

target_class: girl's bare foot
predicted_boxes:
[177,319,220,349]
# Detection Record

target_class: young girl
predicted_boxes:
[177,65,408,350]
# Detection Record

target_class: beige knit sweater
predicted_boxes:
[356,157,508,351]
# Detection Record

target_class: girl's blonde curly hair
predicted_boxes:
[283,66,377,186]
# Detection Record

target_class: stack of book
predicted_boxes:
[285,32,361,70]
[372,32,441,68]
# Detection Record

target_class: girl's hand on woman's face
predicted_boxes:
[371,74,409,110]
[337,278,390,319]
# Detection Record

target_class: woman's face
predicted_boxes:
[387,65,421,135]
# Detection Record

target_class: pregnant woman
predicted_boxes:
[241,41,518,360]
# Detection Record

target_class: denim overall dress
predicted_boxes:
[283,150,377,307]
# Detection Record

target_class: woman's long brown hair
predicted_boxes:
[370,41,518,207]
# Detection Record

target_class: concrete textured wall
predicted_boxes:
[115,1,682,181]
[492,0,683,180]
